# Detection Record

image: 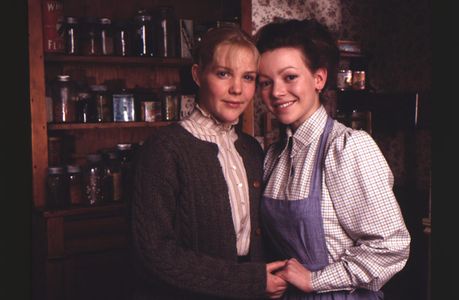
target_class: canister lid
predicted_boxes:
[48,166,65,174]
[66,165,81,173]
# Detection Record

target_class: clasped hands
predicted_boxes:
[266,258,313,299]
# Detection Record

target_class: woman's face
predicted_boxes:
[258,47,326,131]
[192,44,258,124]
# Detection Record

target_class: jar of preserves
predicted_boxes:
[155,6,178,58]
[62,16,79,55]
[105,150,123,202]
[161,85,179,121]
[89,84,112,122]
[99,17,114,55]
[83,153,105,205]
[67,164,83,205]
[51,74,77,123]
[80,16,100,56]
[114,20,132,56]
[133,9,154,57]
[47,166,68,208]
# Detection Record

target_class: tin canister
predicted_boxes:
[140,101,161,122]
[337,69,353,91]
[113,93,136,122]
[352,70,366,90]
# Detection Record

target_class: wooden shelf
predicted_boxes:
[45,53,193,66]
[37,202,127,218]
[48,121,174,130]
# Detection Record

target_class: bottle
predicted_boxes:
[51,74,77,123]
[133,9,154,56]
[67,164,84,205]
[46,166,68,208]
[76,92,91,123]
[99,17,114,55]
[161,85,179,121]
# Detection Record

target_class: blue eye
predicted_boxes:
[217,71,230,78]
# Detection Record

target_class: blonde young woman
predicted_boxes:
[131,26,287,300]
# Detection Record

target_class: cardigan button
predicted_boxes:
[253,180,261,188]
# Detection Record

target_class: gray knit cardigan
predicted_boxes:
[130,123,268,300]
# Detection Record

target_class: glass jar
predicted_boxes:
[51,74,77,123]
[83,153,105,205]
[99,17,114,55]
[161,85,179,121]
[67,164,84,205]
[63,16,79,55]
[116,143,134,197]
[89,84,112,122]
[47,166,68,208]
[155,6,177,58]
[133,9,154,57]
[80,16,100,56]
[105,150,123,202]
[76,92,91,123]
[114,20,132,56]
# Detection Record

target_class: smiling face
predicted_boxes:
[258,47,327,131]
[192,44,258,125]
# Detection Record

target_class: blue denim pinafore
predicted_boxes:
[261,116,382,300]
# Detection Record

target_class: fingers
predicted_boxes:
[266,260,287,273]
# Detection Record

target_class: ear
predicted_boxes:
[191,64,201,87]
[314,68,328,91]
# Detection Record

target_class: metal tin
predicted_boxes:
[337,69,353,91]
[352,70,366,90]
[140,101,161,122]
[113,93,136,121]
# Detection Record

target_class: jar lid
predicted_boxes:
[116,143,132,151]
[66,165,81,173]
[90,85,108,92]
[162,85,177,92]
[65,16,79,24]
[99,17,112,25]
[48,166,65,174]
[78,92,91,99]
[57,75,70,82]
[135,10,152,22]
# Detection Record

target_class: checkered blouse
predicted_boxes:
[263,106,411,293]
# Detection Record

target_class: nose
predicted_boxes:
[272,81,286,99]
[229,78,242,95]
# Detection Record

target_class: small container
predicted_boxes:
[63,16,80,55]
[352,70,366,90]
[47,166,68,208]
[90,85,112,122]
[76,92,91,123]
[99,17,114,55]
[105,151,123,202]
[117,143,134,196]
[140,100,161,122]
[155,6,178,58]
[67,165,84,205]
[113,92,136,122]
[80,16,100,56]
[51,75,77,123]
[161,85,179,121]
[133,9,154,57]
[114,20,132,56]
[83,153,105,205]
[337,69,353,91]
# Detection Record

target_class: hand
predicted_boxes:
[275,258,313,293]
[266,260,288,299]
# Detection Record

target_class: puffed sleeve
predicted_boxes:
[312,129,411,292]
